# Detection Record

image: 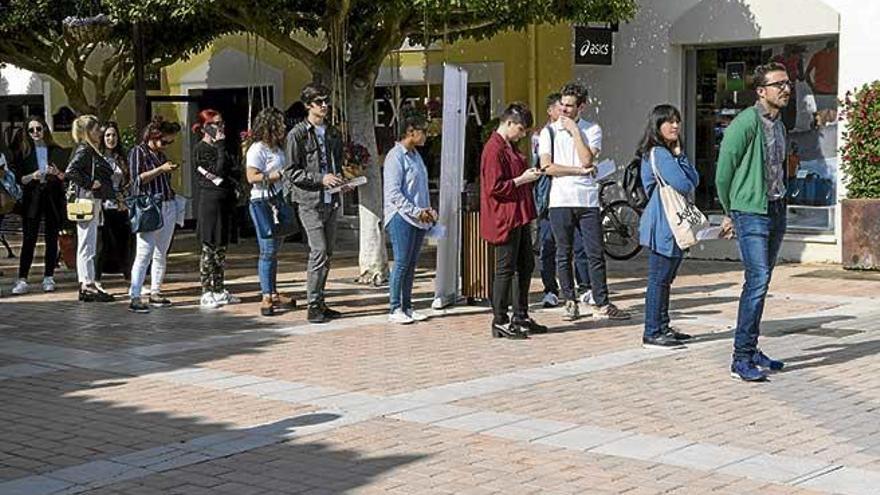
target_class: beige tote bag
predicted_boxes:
[650,148,709,250]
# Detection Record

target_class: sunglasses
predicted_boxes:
[312,98,331,107]
[160,139,175,146]
[762,80,793,90]
[28,126,44,134]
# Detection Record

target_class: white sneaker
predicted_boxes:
[388,309,414,325]
[213,290,240,305]
[407,309,429,322]
[42,276,56,293]
[542,292,559,308]
[200,292,220,309]
[579,290,596,305]
[11,279,28,295]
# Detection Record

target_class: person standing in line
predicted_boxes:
[540,82,631,321]
[637,105,698,349]
[531,92,592,308]
[65,115,116,302]
[127,116,182,313]
[716,62,791,381]
[8,117,67,295]
[95,122,133,289]
[193,109,242,309]
[481,102,548,339]
[383,111,437,324]
[245,107,291,317]
[284,84,345,324]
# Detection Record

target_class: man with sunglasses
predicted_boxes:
[716,62,792,382]
[284,83,346,324]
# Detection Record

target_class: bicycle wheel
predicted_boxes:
[602,200,642,260]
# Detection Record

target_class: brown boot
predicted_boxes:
[271,293,297,309]
[260,295,275,317]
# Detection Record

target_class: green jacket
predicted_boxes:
[714,107,771,214]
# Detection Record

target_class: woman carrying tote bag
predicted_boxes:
[65,115,116,302]
[637,104,701,349]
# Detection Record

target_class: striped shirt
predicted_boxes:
[129,143,175,201]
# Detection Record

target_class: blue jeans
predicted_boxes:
[549,207,608,305]
[249,200,285,295]
[537,216,590,295]
[731,200,787,360]
[387,214,427,313]
[643,250,683,339]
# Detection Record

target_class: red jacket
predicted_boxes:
[480,132,537,244]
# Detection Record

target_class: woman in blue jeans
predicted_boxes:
[382,111,437,324]
[245,108,291,317]
[637,104,699,348]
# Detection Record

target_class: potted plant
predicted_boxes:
[840,80,880,270]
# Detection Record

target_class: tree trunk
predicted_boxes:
[347,78,388,285]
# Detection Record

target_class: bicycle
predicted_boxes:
[598,179,642,260]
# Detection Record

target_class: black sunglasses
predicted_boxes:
[160,139,175,146]
[28,126,44,134]
[312,98,331,106]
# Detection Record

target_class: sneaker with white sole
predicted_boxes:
[388,309,414,325]
[213,290,240,305]
[42,276,56,292]
[200,292,220,309]
[11,279,28,295]
[592,303,631,320]
[407,309,429,322]
[579,290,596,305]
[541,292,559,308]
[563,300,580,321]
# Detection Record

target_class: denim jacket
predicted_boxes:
[639,146,700,257]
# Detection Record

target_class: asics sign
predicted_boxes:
[574,27,613,66]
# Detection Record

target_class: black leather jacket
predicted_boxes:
[283,120,343,210]
[65,143,115,200]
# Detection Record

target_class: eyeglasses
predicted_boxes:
[762,80,793,90]
[208,122,225,129]
[312,98,331,107]
[160,139,175,146]
[28,126,43,134]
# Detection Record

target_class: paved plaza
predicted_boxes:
[1,232,879,494]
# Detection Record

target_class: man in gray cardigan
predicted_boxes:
[284,83,346,324]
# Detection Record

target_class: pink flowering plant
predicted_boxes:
[840,81,880,199]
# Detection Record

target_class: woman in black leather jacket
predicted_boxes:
[65,115,115,302]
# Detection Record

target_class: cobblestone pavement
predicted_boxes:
[1,232,880,494]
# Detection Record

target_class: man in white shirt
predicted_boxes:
[538,83,630,321]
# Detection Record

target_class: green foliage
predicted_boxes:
[840,81,880,199]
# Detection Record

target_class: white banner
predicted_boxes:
[432,64,468,309]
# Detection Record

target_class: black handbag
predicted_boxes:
[125,174,164,233]
[252,182,298,239]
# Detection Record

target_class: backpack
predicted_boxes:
[533,126,555,218]
[622,156,649,209]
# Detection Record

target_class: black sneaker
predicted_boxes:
[129,298,151,314]
[321,303,342,319]
[491,322,528,340]
[149,294,172,308]
[642,333,686,349]
[512,316,549,334]
[307,305,327,324]
[663,327,693,341]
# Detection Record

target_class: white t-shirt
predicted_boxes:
[246,141,286,200]
[538,119,603,208]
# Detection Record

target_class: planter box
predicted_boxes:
[842,199,880,270]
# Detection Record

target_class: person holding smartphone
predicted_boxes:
[481,102,548,339]
[127,115,182,313]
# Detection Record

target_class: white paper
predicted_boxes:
[174,195,188,227]
[696,226,722,241]
[327,175,367,194]
[426,223,447,240]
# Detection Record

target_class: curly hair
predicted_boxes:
[251,107,286,148]
[141,115,181,143]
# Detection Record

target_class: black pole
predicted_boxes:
[133,22,147,132]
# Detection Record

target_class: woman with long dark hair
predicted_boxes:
[637,104,699,349]
[245,107,292,317]
[65,115,116,302]
[193,109,240,308]
[8,116,67,295]
[127,115,182,313]
[95,121,133,287]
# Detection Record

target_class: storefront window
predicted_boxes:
[692,38,839,233]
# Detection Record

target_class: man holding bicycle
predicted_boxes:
[538,82,631,321]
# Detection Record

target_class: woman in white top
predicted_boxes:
[245,107,292,317]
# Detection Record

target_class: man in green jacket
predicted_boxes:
[715,62,791,382]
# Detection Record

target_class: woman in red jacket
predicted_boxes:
[480,103,548,339]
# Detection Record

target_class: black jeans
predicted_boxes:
[548,207,609,306]
[19,201,60,280]
[492,224,534,323]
